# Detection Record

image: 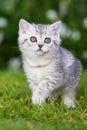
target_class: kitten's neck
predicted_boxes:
[22,52,55,68]
[24,57,53,68]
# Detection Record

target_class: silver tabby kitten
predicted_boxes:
[18,19,82,108]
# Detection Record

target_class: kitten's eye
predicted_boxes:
[30,36,37,42]
[44,37,51,44]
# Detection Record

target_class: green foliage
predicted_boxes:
[0,70,87,129]
[0,0,87,68]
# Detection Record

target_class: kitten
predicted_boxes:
[18,19,82,108]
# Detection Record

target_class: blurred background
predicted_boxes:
[0,0,87,70]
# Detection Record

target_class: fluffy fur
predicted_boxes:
[18,19,82,107]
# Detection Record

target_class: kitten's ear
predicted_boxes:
[49,21,62,35]
[19,19,33,34]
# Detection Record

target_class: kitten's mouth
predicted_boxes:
[36,48,49,54]
[37,48,43,52]
[36,48,44,55]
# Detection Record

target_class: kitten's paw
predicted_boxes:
[64,99,76,108]
[32,93,45,106]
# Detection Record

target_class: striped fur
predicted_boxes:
[18,19,82,107]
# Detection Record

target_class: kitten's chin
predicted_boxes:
[36,50,46,55]
[34,50,49,56]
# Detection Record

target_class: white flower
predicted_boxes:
[7,58,21,70]
[0,17,8,28]
[82,17,87,29]
[71,30,81,41]
[46,9,58,20]
[82,50,87,59]
[61,23,72,38]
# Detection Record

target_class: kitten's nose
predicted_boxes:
[38,44,43,48]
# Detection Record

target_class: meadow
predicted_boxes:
[0,70,87,130]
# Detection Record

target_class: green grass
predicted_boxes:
[0,70,87,130]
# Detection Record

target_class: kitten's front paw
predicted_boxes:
[32,93,45,106]
[64,99,76,108]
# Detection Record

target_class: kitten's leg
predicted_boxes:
[29,82,37,92]
[32,79,61,106]
[30,83,46,105]
[62,87,76,108]
[32,81,50,106]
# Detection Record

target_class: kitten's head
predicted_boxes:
[18,19,62,56]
